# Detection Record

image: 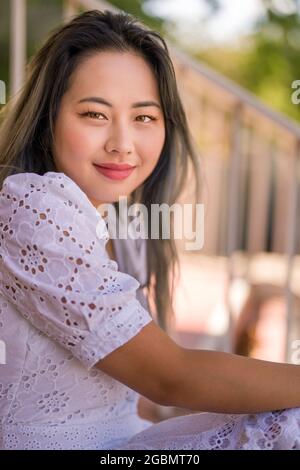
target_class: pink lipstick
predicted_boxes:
[93,162,136,180]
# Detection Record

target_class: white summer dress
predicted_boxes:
[0,171,300,450]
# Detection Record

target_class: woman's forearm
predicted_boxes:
[169,349,300,414]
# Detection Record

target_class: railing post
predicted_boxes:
[225,103,243,352]
[284,141,300,363]
[9,0,27,98]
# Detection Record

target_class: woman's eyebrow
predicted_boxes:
[77,96,161,109]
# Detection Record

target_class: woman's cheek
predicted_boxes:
[62,120,100,161]
[141,135,162,162]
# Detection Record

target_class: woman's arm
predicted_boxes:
[171,348,300,414]
[96,320,300,414]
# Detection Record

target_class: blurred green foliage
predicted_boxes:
[100,0,165,30]
[0,0,63,96]
[1,0,300,122]
[0,1,10,93]
[194,0,300,121]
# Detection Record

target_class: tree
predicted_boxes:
[194,0,300,120]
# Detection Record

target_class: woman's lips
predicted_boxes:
[93,164,136,180]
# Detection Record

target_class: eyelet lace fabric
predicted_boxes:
[116,408,300,450]
[0,171,153,450]
[1,171,300,450]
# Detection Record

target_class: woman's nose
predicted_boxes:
[105,124,134,155]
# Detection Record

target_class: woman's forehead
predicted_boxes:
[68,51,161,101]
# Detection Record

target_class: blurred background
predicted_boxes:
[1,0,300,419]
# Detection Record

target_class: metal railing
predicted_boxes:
[7,0,300,361]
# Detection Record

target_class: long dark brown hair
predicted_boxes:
[0,9,201,331]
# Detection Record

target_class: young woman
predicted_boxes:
[0,9,300,450]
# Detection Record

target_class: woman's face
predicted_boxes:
[53,50,166,209]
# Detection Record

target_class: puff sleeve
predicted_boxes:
[0,171,152,370]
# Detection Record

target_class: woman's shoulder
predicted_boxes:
[0,171,99,217]
[2,170,70,186]
[1,171,84,201]
[0,171,108,240]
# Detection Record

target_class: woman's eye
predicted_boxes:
[81,111,156,123]
[83,111,105,120]
[136,115,156,123]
